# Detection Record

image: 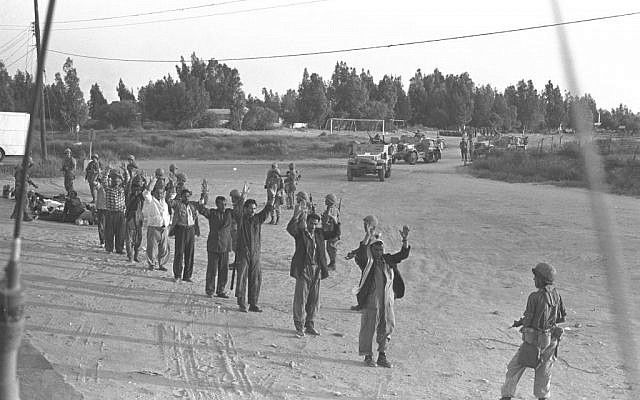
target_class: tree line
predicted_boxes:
[1,54,639,133]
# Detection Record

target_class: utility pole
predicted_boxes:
[33,0,47,160]
[1,2,55,399]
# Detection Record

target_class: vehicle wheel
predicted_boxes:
[0,148,5,162]
[407,152,418,165]
[385,165,391,178]
[378,167,385,182]
[347,168,353,181]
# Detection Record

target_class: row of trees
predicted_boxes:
[1,56,640,133]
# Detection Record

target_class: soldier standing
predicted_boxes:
[62,148,77,194]
[287,197,340,337]
[232,186,275,312]
[85,153,101,203]
[499,263,567,400]
[353,222,410,368]
[284,163,301,209]
[322,193,340,270]
[459,138,468,165]
[11,156,38,222]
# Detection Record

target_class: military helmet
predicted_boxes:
[176,172,187,182]
[288,162,295,169]
[532,263,556,283]
[229,189,241,199]
[155,168,165,177]
[296,191,309,202]
[325,193,338,205]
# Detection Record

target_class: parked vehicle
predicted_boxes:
[347,142,392,182]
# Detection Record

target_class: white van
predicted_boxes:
[0,112,29,162]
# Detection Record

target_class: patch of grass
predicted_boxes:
[470,145,640,196]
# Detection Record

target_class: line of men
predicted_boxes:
[11,152,567,396]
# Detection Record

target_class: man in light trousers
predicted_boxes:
[142,176,171,271]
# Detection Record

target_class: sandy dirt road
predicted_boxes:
[1,149,639,399]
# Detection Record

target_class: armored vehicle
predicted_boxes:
[347,142,392,182]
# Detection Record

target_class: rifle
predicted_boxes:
[230,256,236,290]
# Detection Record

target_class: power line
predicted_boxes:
[0,35,32,66]
[54,0,254,24]
[5,46,34,70]
[51,0,329,31]
[0,28,30,53]
[49,10,640,63]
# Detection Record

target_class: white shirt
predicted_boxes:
[142,190,171,228]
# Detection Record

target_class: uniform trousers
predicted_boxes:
[501,340,558,399]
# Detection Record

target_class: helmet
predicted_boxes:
[176,172,187,182]
[363,215,379,228]
[325,193,338,206]
[296,191,309,203]
[532,263,556,283]
[155,168,165,177]
[169,163,177,172]
[288,162,295,169]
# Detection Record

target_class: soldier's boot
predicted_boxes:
[376,352,392,368]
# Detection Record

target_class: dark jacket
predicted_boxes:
[233,199,272,256]
[197,204,233,253]
[287,213,341,280]
[170,200,201,236]
[354,243,410,306]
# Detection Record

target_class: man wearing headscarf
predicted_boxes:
[61,148,77,194]
[232,184,275,312]
[322,193,341,270]
[284,163,302,209]
[352,221,410,368]
[499,263,567,400]
[287,195,340,337]
[85,153,101,203]
[11,156,38,222]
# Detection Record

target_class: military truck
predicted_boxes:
[347,142,392,182]
[392,135,441,164]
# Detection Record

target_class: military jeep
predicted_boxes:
[347,142,392,182]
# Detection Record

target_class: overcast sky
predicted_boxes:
[1,0,639,111]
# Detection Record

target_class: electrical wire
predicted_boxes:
[48,10,640,63]
[54,0,254,24]
[0,28,30,54]
[5,46,33,69]
[51,0,328,31]
[1,35,33,66]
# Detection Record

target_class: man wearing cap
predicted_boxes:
[142,175,171,271]
[11,156,38,222]
[500,263,567,400]
[284,163,301,209]
[196,194,233,298]
[169,188,200,282]
[233,185,275,312]
[62,148,77,194]
[353,221,410,368]
[287,196,340,337]
[125,171,147,263]
[322,193,341,270]
[85,153,101,203]
[102,169,127,254]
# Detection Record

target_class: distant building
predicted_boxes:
[205,108,231,126]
